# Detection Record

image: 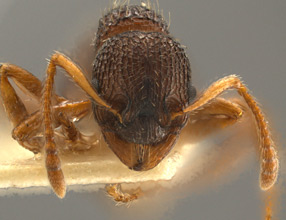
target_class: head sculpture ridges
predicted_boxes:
[94,5,169,50]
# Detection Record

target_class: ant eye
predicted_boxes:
[91,77,100,93]
[188,83,197,103]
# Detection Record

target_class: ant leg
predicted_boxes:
[0,64,42,127]
[0,64,42,100]
[43,52,119,198]
[187,98,244,142]
[0,64,46,153]
[53,100,98,151]
[53,100,91,122]
[0,64,66,153]
[12,100,92,154]
[190,97,243,120]
[106,184,143,204]
[173,75,278,190]
[12,110,44,153]
[0,63,66,126]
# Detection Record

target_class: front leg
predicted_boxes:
[12,100,94,153]
[190,97,243,119]
[187,98,244,143]
[0,64,41,127]
[54,100,98,151]
[0,64,48,153]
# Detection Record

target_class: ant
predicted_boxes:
[0,3,278,203]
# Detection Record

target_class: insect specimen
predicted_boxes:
[0,2,279,203]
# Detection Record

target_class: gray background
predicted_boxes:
[0,0,285,219]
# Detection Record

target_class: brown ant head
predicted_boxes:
[92,5,195,171]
